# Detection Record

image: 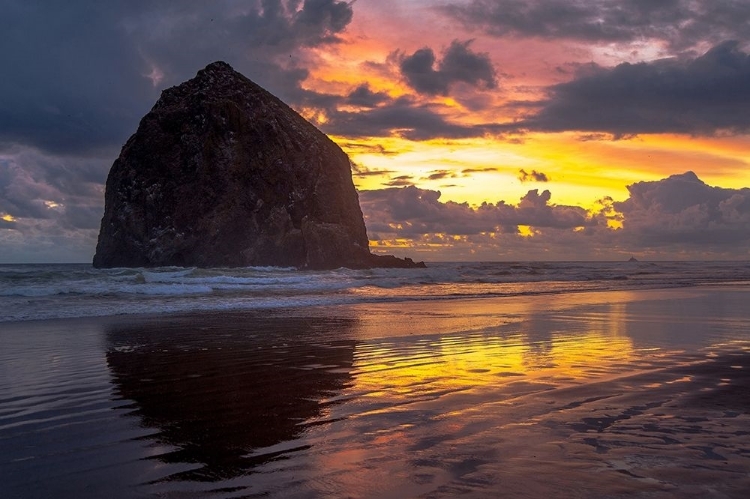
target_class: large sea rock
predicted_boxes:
[93,61,424,270]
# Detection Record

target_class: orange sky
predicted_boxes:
[298,2,750,208]
[277,1,750,260]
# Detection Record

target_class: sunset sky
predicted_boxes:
[2,0,750,262]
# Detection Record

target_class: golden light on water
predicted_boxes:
[345,295,638,398]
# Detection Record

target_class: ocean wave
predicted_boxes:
[2,261,750,322]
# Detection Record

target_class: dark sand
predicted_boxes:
[2,286,750,498]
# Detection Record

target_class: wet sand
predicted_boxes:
[2,286,750,498]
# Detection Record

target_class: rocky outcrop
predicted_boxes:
[93,61,424,269]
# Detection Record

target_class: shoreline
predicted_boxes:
[3,281,749,328]
[3,260,750,324]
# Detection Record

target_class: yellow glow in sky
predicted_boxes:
[339,130,750,212]
[298,6,750,218]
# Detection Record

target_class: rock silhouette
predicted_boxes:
[94,61,424,269]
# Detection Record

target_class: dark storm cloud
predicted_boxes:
[345,85,391,108]
[615,171,750,246]
[359,186,596,237]
[441,0,750,50]
[399,40,497,95]
[518,169,549,182]
[0,0,354,155]
[512,41,750,136]
[0,2,152,155]
[323,96,482,140]
[294,0,354,40]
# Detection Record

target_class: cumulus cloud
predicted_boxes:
[510,42,750,136]
[518,169,549,182]
[398,40,497,96]
[361,173,750,260]
[360,186,620,261]
[359,185,598,238]
[441,0,750,51]
[615,171,750,246]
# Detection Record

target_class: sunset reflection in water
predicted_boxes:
[5,288,748,498]
[237,289,750,498]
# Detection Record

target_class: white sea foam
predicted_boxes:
[1,261,749,322]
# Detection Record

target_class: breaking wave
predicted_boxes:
[2,261,749,322]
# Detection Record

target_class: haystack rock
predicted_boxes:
[93,61,424,270]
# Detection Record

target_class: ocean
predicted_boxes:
[3,261,750,497]
[2,260,750,323]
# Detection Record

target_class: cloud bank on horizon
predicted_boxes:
[361,172,750,260]
[1,0,749,262]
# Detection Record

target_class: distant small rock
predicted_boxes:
[628,256,639,262]
[93,61,424,270]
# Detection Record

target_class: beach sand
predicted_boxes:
[2,286,750,498]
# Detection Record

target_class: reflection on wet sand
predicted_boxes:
[105,313,357,483]
[5,287,749,498]
[245,289,750,498]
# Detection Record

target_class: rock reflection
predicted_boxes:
[105,312,356,482]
